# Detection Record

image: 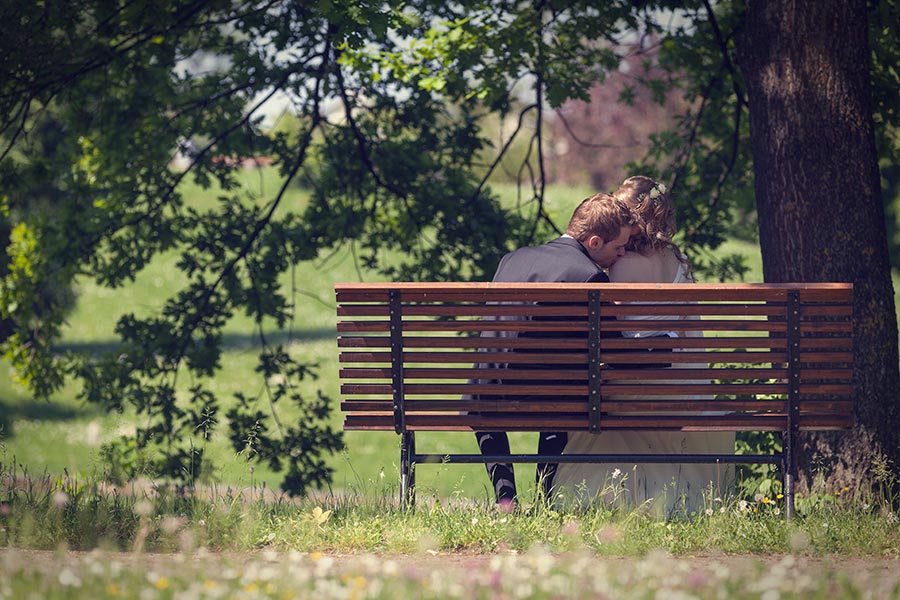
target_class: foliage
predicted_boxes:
[0,1,661,493]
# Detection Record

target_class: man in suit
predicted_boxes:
[474,192,634,508]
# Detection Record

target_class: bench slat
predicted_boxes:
[335,282,852,303]
[337,319,850,334]
[337,303,851,318]
[342,399,852,413]
[343,413,853,432]
[337,335,853,351]
[338,366,851,381]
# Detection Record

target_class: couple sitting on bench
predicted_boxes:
[473,176,734,512]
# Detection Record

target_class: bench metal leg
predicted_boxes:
[399,431,416,510]
[783,430,796,519]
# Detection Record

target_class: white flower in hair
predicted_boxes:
[658,183,667,194]
[649,187,661,199]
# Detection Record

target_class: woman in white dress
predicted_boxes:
[552,176,734,515]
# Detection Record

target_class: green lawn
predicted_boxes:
[1,172,897,501]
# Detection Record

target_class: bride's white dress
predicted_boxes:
[552,250,734,514]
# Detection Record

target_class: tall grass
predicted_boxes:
[2,457,900,557]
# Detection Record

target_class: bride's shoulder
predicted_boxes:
[608,251,660,282]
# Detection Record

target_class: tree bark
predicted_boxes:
[737,0,900,492]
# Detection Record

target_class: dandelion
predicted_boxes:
[754,493,764,502]
[154,577,170,591]
[762,497,771,504]
[738,500,749,512]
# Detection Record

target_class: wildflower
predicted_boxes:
[154,577,170,591]
[762,497,771,504]
[308,506,331,525]
[774,508,781,516]
[738,500,749,512]
[471,517,478,525]
[776,493,784,500]
[52,490,69,508]
[134,500,153,517]
[611,468,622,480]
[754,493,764,502]
[58,568,82,587]
[705,508,713,516]
[379,468,385,480]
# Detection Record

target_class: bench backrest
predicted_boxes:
[336,282,854,434]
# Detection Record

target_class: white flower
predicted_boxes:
[52,490,69,508]
[611,468,622,480]
[658,183,667,194]
[705,508,713,516]
[649,187,661,199]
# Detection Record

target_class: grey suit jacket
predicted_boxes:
[491,236,609,284]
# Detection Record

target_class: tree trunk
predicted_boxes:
[737,0,900,493]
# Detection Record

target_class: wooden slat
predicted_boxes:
[335,282,853,304]
[338,302,851,319]
[338,335,853,351]
[342,399,852,413]
[343,413,853,432]
[341,381,854,397]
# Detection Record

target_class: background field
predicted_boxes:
[1,169,897,501]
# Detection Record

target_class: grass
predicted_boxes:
[2,459,900,556]
[0,169,898,500]
[2,461,900,598]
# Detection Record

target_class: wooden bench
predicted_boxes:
[335,282,854,516]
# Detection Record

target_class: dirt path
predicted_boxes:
[3,547,900,594]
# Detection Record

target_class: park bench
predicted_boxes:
[335,282,854,517]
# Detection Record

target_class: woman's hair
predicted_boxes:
[613,175,681,256]
[565,192,634,243]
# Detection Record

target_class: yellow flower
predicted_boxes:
[762,497,771,504]
[105,583,121,596]
[154,577,170,590]
[776,493,784,500]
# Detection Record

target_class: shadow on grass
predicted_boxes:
[0,396,105,441]
[54,327,337,355]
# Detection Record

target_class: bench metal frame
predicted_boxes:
[336,283,854,518]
